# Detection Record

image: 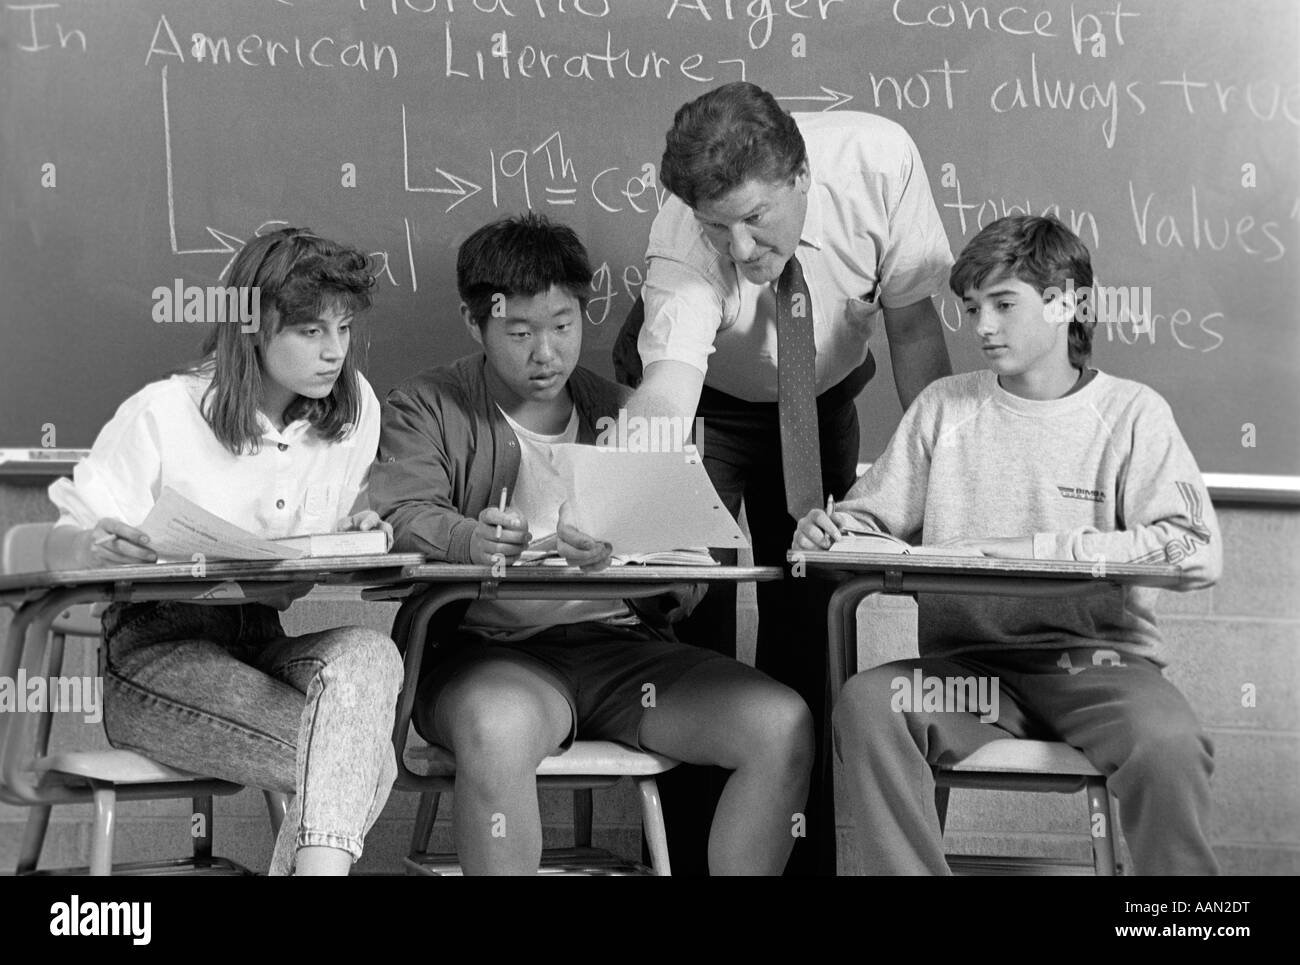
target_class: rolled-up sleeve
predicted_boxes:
[876,128,953,310]
[639,199,725,376]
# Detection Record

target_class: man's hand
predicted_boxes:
[938,535,1034,559]
[556,501,612,572]
[791,510,862,551]
[337,510,394,548]
[469,506,531,565]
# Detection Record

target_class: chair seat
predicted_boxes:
[940,739,1102,776]
[407,740,678,778]
[33,749,218,784]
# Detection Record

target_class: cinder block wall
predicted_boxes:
[3,479,1296,874]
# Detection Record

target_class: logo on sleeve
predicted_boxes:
[1056,485,1106,503]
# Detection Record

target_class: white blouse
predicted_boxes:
[49,370,381,538]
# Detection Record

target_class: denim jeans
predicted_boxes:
[100,601,403,875]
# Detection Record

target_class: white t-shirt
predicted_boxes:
[461,405,634,640]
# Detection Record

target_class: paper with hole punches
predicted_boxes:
[548,445,748,555]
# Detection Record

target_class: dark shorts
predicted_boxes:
[413,621,730,751]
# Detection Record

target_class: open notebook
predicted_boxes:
[517,533,716,567]
[830,527,984,557]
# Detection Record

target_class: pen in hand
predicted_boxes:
[824,495,842,547]
[494,487,507,539]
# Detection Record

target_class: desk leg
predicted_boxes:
[819,576,883,847]
[390,585,480,791]
[825,576,884,698]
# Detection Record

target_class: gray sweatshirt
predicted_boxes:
[836,369,1221,666]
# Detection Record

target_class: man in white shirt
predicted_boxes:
[613,82,954,874]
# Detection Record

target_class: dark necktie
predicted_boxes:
[776,254,823,520]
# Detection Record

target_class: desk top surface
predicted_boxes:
[398,564,782,583]
[0,558,782,594]
[792,550,1184,587]
[0,553,428,592]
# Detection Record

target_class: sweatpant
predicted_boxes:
[832,647,1219,875]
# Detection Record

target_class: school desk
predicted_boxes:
[791,550,1187,874]
[0,554,424,808]
[359,563,785,790]
[788,551,1186,695]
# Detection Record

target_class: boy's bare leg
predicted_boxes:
[434,661,572,875]
[639,661,814,875]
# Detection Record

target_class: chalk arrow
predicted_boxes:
[401,104,483,212]
[161,65,246,261]
[205,228,247,279]
[776,86,853,111]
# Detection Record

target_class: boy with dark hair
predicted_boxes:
[795,214,1222,875]
[372,212,814,875]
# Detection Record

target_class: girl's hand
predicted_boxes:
[80,518,158,568]
[470,506,531,565]
[337,510,394,548]
[556,502,612,572]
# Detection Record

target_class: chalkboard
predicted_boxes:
[3,0,1298,479]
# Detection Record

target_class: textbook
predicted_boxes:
[271,530,391,557]
[139,487,390,561]
[830,529,985,558]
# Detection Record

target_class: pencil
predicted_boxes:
[494,487,507,538]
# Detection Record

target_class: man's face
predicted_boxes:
[693,164,810,285]
[962,275,1073,385]
[467,285,582,406]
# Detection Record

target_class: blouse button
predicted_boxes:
[277,443,288,452]
[276,499,286,510]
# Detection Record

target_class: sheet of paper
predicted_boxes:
[549,445,748,555]
[138,487,305,561]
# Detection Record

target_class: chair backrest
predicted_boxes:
[2,522,102,636]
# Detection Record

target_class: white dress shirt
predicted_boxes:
[49,369,381,538]
[640,110,953,402]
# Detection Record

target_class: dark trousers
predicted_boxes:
[654,364,869,875]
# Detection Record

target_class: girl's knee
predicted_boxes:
[327,627,404,691]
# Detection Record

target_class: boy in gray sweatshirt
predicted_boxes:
[794,215,1221,874]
